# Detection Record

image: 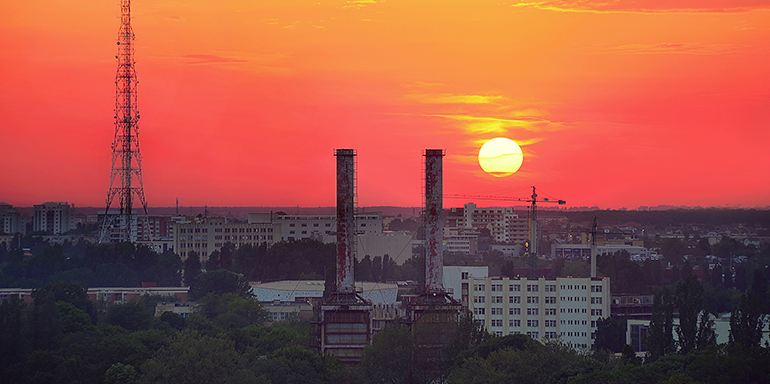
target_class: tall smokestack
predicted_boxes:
[335,149,356,294]
[424,149,444,293]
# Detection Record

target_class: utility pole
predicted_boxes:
[100,0,148,243]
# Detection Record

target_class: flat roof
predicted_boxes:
[250,280,397,292]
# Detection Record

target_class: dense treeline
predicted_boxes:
[0,280,345,384]
[0,239,182,289]
[560,208,770,230]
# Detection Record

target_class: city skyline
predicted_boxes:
[2,1,769,210]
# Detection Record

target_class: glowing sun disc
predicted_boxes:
[478,137,523,177]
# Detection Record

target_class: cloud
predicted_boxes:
[425,114,569,134]
[601,42,741,55]
[344,0,377,9]
[511,0,770,14]
[406,93,505,104]
[182,54,247,64]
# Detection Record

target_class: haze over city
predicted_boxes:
[2,1,769,209]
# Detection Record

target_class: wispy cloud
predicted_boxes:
[344,0,378,9]
[183,54,247,64]
[601,42,742,55]
[424,114,569,134]
[512,1,770,14]
[406,93,505,104]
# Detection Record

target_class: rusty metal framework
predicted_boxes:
[99,0,148,243]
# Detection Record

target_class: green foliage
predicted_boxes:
[594,316,627,353]
[191,293,268,332]
[104,300,154,331]
[105,363,137,384]
[138,330,255,384]
[189,269,252,300]
[729,290,766,347]
[183,250,202,286]
[447,336,600,384]
[647,287,676,360]
[695,310,716,350]
[360,323,416,384]
[675,275,704,354]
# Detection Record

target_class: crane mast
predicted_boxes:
[445,186,566,278]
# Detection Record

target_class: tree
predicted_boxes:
[594,316,627,353]
[104,300,154,331]
[695,309,716,350]
[105,363,137,384]
[647,287,675,360]
[183,251,201,286]
[674,275,704,354]
[190,269,251,300]
[359,323,416,384]
[661,238,687,264]
[728,290,766,347]
[192,293,267,331]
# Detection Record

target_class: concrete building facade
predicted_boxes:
[34,202,76,235]
[443,265,611,349]
[174,217,281,260]
[0,203,26,235]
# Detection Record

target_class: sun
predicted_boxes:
[478,137,523,177]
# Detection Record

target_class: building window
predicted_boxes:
[510,319,520,327]
[545,297,556,304]
[510,296,520,304]
[510,284,520,292]
[546,284,557,292]
[545,308,556,316]
[527,284,538,292]
[527,308,538,316]
[491,308,503,315]
[527,320,539,327]
[476,284,485,292]
[461,272,469,280]
[545,320,556,327]
[527,296,539,304]
[474,308,485,315]
[474,296,485,303]
[510,308,520,315]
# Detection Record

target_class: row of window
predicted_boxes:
[477,283,587,293]
[181,227,273,234]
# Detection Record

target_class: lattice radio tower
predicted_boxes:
[99,0,148,243]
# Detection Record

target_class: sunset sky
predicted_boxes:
[2,1,769,210]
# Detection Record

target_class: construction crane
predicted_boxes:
[445,186,566,278]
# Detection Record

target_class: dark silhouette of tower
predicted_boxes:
[100,0,148,243]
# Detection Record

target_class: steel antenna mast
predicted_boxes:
[99,0,148,243]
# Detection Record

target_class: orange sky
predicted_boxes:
[1,1,769,210]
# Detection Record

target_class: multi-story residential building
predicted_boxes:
[33,202,76,234]
[174,217,281,261]
[551,244,652,261]
[444,266,610,349]
[260,212,383,242]
[0,203,26,235]
[455,203,530,245]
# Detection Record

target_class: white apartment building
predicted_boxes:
[174,217,281,261]
[34,202,76,234]
[444,266,610,349]
[261,212,383,243]
[0,203,25,235]
[459,203,529,244]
